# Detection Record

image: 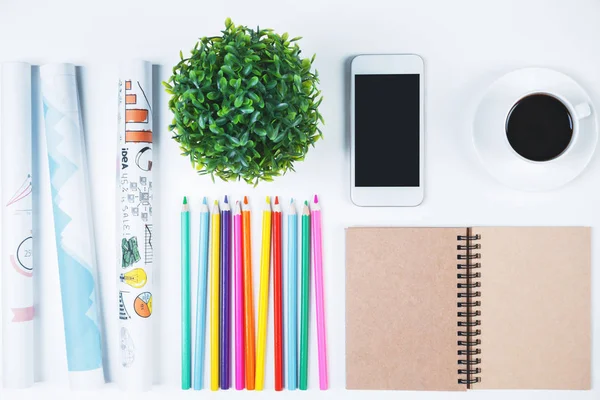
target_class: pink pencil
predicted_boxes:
[234,201,245,389]
[311,194,328,390]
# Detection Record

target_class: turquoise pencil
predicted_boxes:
[287,199,298,390]
[193,197,210,389]
[181,196,191,389]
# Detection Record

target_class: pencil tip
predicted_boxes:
[214,200,218,206]
[202,197,207,205]
[183,196,188,205]
[244,196,248,204]
[314,194,319,203]
[275,196,279,205]
[304,200,309,206]
[290,198,294,204]
[266,196,270,203]
[224,195,228,204]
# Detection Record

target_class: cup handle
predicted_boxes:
[574,102,592,120]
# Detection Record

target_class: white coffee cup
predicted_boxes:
[473,67,598,191]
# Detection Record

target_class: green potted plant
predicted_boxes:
[164,18,324,185]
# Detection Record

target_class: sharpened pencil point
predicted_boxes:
[304,200,308,206]
[214,200,219,206]
[290,198,294,204]
[244,196,248,205]
[203,197,207,205]
[314,194,318,203]
[266,196,270,203]
[275,196,279,205]
[183,196,188,205]
[224,195,229,204]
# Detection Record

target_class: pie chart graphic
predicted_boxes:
[135,146,152,171]
[134,292,152,318]
[17,236,33,271]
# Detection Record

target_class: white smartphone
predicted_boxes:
[350,54,424,206]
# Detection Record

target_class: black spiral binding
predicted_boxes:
[457,230,482,387]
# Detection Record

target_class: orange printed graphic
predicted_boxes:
[125,94,137,104]
[126,109,149,123]
[126,130,153,143]
[125,81,132,90]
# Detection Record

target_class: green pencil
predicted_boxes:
[299,200,310,389]
[181,196,191,389]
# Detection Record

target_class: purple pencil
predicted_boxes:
[220,195,231,389]
[234,201,245,389]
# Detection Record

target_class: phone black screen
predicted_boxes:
[354,74,420,187]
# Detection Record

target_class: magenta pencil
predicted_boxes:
[311,195,328,390]
[233,201,245,389]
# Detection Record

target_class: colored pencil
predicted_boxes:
[311,195,328,390]
[299,201,310,390]
[220,196,231,389]
[272,197,284,391]
[242,197,256,390]
[255,196,272,390]
[193,198,210,390]
[210,200,221,391]
[181,196,191,390]
[286,199,298,390]
[233,201,245,390]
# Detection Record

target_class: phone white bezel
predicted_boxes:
[350,54,424,207]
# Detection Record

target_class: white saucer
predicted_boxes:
[473,68,597,191]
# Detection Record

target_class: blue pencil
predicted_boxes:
[286,199,298,390]
[193,197,210,390]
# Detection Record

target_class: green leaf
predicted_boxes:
[234,95,244,108]
[208,52,217,64]
[240,105,254,114]
[247,76,259,88]
[255,127,267,137]
[293,74,302,89]
[222,65,235,76]
[219,77,227,90]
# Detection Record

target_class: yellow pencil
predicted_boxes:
[255,196,272,390]
[210,200,220,391]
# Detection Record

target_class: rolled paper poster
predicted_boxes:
[40,63,104,388]
[117,60,154,391]
[1,62,34,389]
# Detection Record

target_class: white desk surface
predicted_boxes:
[0,0,598,398]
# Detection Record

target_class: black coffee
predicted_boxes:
[505,94,573,162]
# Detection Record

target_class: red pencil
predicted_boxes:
[273,196,284,391]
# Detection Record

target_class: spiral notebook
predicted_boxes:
[345,227,591,391]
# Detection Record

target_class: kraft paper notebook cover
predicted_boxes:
[345,227,591,391]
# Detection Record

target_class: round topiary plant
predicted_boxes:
[163,18,324,185]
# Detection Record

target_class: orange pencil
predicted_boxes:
[242,196,256,390]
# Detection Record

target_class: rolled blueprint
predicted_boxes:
[40,63,104,388]
[117,60,153,391]
[1,62,34,389]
